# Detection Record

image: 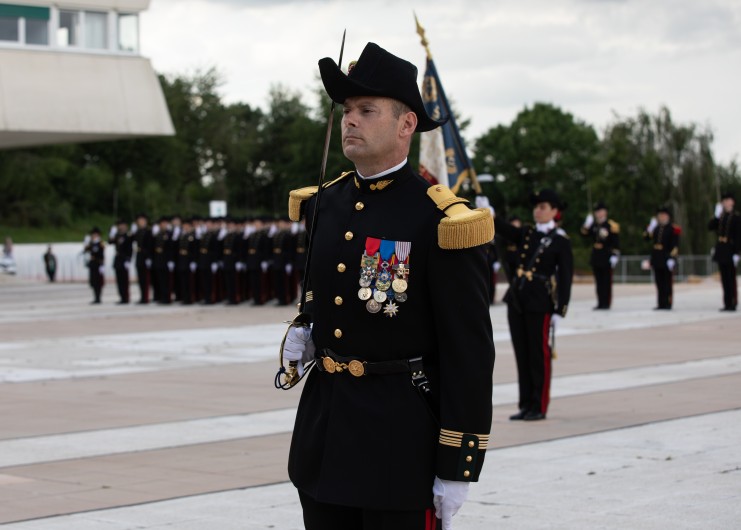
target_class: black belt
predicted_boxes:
[317,348,423,378]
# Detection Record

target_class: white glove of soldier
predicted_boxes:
[145,258,152,269]
[609,255,619,268]
[715,203,723,218]
[210,262,218,274]
[493,262,501,273]
[152,225,160,236]
[647,217,658,234]
[433,477,469,530]
[167,261,174,272]
[98,266,105,275]
[109,225,117,239]
[124,261,130,269]
[733,255,740,267]
[667,258,676,271]
[189,262,197,273]
[551,313,563,331]
[260,261,269,273]
[130,223,138,234]
[236,262,246,272]
[584,213,594,228]
[283,326,315,377]
[286,263,293,274]
[83,235,91,245]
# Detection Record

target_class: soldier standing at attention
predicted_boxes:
[222,217,241,305]
[709,192,741,311]
[176,218,198,305]
[133,213,153,304]
[109,219,133,304]
[281,42,495,530]
[494,189,573,422]
[43,245,57,282]
[645,207,680,310]
[152,216,175,304]
[84,227,106,304]
[581,202,620,310]
[271,217,296,306]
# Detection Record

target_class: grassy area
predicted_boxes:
[1,215,116,244]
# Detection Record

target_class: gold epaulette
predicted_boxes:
[287,171,355,221]
[427,185,495,250]
[608,219,621,233]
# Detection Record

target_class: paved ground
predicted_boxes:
[0,274,740,529]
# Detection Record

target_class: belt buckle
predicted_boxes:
[322,356,365,377]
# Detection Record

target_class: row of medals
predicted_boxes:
[357,258,409,315]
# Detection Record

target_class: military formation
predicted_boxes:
[85,214,308,307]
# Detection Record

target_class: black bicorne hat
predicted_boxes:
[656,205,672,216]
[318,42,448,132]
[593,201,608,211]
[721,191,735,201]
[530,189,563,209]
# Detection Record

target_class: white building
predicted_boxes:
[0,0,174,148]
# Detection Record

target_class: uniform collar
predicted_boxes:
[536,220,556,234]
[353,160,413,193]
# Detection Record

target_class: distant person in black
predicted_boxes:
[709,192,741,311]
[109,219,133,304]
[581,202,620,309]
[644,207,681,310]
[494,189,573,421]
[153,216,175,304]
[133,213,153,304]
[84,227,105,304]
[43,245,57,282]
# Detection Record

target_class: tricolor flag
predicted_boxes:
[416,16,480,194]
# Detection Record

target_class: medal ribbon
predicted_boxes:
[395,241,411,263]
[379,239,395,262]
[365,237,381,256]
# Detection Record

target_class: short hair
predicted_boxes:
[391,100,412,119]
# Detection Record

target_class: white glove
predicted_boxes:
[145,258,152,269]
[647,217,658,234]
[109,226,117,239]
[493,262,501,273]
[667,258,676,271]
[236,262,246,272]
[285,263,293,274]
[83,235,91,245]
[283,326,316,377]
[189,262,197,273]
[152,225,160,236]
[130,223,138,234]
[124,261,130,269]
[260,261,269,273]
[733,255,739,267]
[584,213,594,228]
[98,266,105,275]
[609,255,619,268]
[715,203,723,218]
[551,313,563,331]
[210,262,218,274]
[433,477,469,530]
[167,261,174,272]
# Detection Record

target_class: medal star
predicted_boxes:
[383,301,399,317]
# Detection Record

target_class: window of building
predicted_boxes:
[57,10,79,47]
[0,15,18,41]
[84,11,107,49]
[26,17,47,45]
[0,4,50,44]
[118,13,138,53]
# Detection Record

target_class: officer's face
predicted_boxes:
[657,212,670,225]
[722,198,735,212]
[533,202,557,224]
[341,96,415,171]
[594,208,607,223]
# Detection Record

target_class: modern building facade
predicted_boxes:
[0,0,174,148]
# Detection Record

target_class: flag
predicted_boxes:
[416,16,480,194]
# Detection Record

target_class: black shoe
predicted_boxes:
[116,300,129,305]
[593,306,609,310]
[720,307,737,312]
[523,411,546,421]
[509,410,527,421]
[136,300,148,305]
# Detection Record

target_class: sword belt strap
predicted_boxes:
[318,348,422,377]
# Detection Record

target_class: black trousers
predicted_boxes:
[136,261,149,303]
[224,268,238,304]
[719,262,738,309]
[155,267,171,303]
[507,307,552,415]
[593,266,612,308]
[115,265,129,302]
[653,267,673,309]
[298,491,439,530]
[89,266,103,302]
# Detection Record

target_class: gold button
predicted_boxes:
[345,231,353,241]
[337,263,346,273]
[468,441,475,448]
[463,470,471,478]
[520,254,526,258]
[355,202,365,211]
[334,329,343,339]
[334,296,343,306]
[466,456,473,462]
[435,186,442,192]
[524,244,529,249]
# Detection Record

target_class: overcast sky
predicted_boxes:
[141,0,741,165]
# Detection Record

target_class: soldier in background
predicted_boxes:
[43,245,57,282]
[133,213,153,304]
[270,217,296,306]
[198,218,219,304]
[484,238,500,305]
[152,216,175,304]
[176,218,198,305]
[645,207,681,310]
[84,227,105,304]
[581,202,620,310]
[109,219,133,304]
[245,217,270,305]
[293,219,308,299]
[170,214,183,301]
[222,217,242,305]
[709,192,741,311]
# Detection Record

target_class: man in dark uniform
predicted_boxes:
[198,218,219,304]
[245,217,271,305]
[84,227,106,304]
[222,217,241,305]
[293,219,309,299]
[709,192,741,311]
[109,219,133,304]
[43,245,57,282]
[281,42,495,530]
[644,207,680,310]
[176,218,198,305]
[152,216,175,304]
[581,202,620,309]
[133,213,153,304]
[494,189,573,422]
[271,217,296,306]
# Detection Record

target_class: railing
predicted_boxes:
[612,255,718,283]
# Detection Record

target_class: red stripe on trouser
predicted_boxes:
[425,508,437,530]
[541,313,552,413]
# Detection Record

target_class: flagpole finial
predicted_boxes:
[414,12,432,59]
